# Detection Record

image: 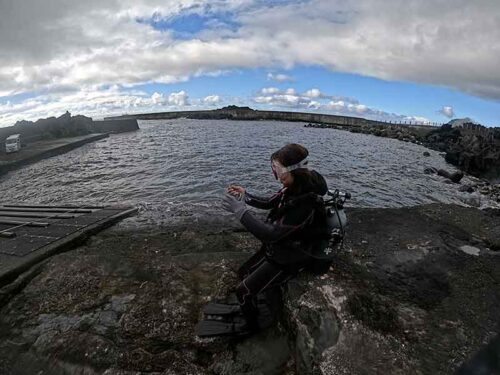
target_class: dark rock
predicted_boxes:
[423,151,430,157]
[425,124,500,181]
[424,167,464,183]
[459,185,476,193]
[437,169,464,183]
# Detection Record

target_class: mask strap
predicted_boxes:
[282,158,309,173]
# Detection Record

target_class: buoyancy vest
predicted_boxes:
[265,192,347,267]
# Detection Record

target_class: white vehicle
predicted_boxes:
[5,134,21,153]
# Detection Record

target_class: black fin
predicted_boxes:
[203,302,241,316]
[195,317,249,338]
[214,292,239,305]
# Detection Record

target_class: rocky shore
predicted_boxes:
[0,204,499,374]
[305,122,500,183]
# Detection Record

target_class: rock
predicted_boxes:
[285,279,341,373]
[437,169,464,183]
[423,151,430,157]
[459,185,476,193]
[424,167,464,183]
[425,125,500,180]
[1,207,499,374]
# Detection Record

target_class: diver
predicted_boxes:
[196,143,339,337]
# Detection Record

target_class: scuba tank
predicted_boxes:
[310,190,351,273]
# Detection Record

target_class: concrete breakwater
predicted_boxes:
[0,112,139,150]
[0,134,109,177]
[0,113,139,177]
[105,105,436,131]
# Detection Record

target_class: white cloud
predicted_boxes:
[167,91,189,106]
[267,72,294,82]
[252,87,431,124]
[0,86,193,126]
[203,94,221,105]
[304,88,323,98]
[439,106,454,118]
[0,0,497,102]
[308,100,321,109]
[261,87,280,95]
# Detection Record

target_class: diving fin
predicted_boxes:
[195,316,250,338]
[213,292,239,305]
[203,302,241,316]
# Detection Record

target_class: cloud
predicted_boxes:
[0,86,193,126]
[253,86,431,124]
[261,87,280,95]
[439,106,454,118]
[0,0,497,103]
[267,72,294,82]
[168,90,190,106]
[203,94,221,105]
[303,88,323,98]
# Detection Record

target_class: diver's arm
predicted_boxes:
[239,208,313,243]
[244,190,282,210]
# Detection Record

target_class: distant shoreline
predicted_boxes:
[104,105,438,130]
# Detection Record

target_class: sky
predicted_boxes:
[0,0,499,128]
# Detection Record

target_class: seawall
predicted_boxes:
[92,119,139,133]
[0,133,109,177]
[0,115,139,148]
[104,108,436,132]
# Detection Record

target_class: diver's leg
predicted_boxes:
[237,246,266,280]
[236,260,289,330]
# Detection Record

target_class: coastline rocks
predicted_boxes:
[424,124,500,180]
[424,167,464,183]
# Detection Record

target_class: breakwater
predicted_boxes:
[0,133,109,177]
[0,112,139,150]
[104,105,436,131]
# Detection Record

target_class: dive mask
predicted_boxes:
[271,158,309,180]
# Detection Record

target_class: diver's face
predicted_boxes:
[279,172,294,188]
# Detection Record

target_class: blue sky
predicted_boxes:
[0,0,499,127]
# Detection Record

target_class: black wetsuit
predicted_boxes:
[235,170,329,329]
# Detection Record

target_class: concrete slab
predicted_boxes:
[0,133,109,176]
[0,204,137,286]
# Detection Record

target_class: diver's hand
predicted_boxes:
[227,185,245,198]
[222,193,248,220]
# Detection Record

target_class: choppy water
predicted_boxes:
[0,119,493,227]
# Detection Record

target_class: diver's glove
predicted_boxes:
[222,193,248,221]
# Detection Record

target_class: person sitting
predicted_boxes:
[222,143,331,332]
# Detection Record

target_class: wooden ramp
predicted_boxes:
[0,203,137,286]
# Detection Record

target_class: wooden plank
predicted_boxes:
[0,212,76,219]
[2,204,105,209]
[0,220,49,227]
[0,207,93,214]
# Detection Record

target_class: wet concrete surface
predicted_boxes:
[0,203,499,374]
